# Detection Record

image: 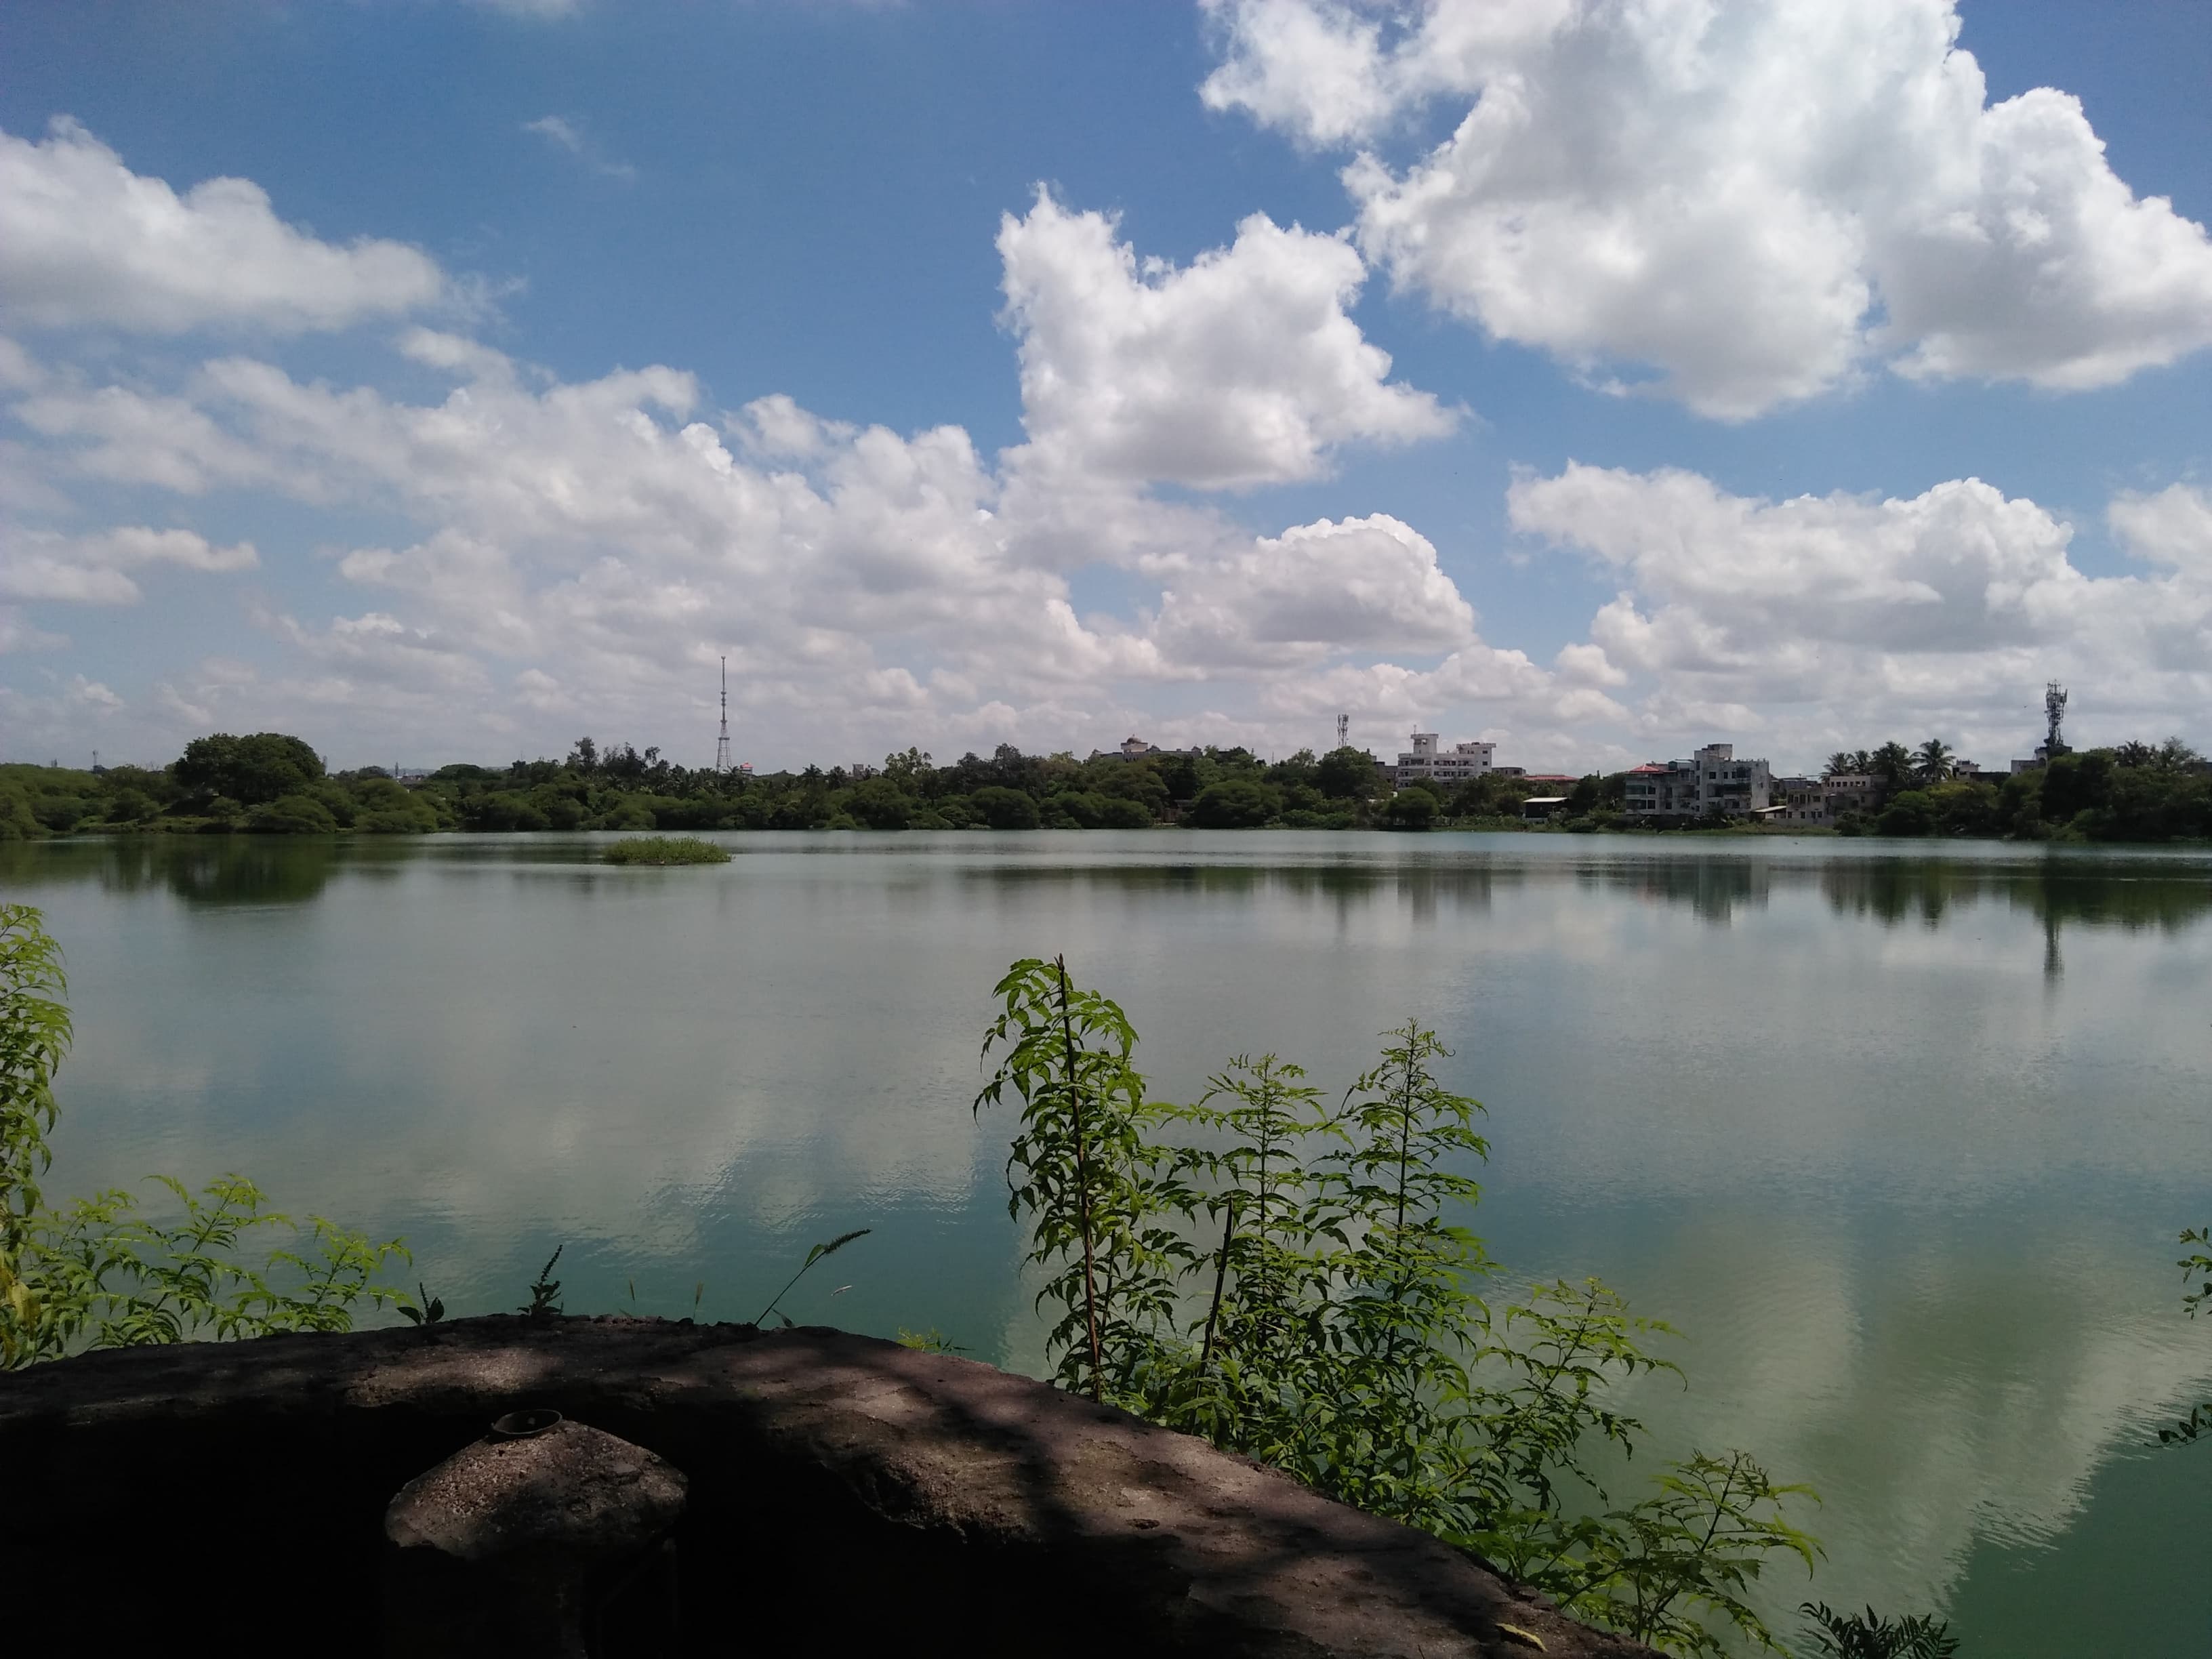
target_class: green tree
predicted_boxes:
[173,733,325,806]
[846,777,914,830]
[1187,778,1279,827]
[245,794,340,835]
[1382,789,1439,831]
[1315,745,1381,801]
[1824,752,1855,778]
[1868,743,1914,789]
[1912,740,1953,784]
[968,785,1042,830]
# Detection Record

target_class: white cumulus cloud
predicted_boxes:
[0,525,257,605]
[998,188,1452,489]
[0,117,447,335]
[1203,0,2212,417]
[1511,463,2212,760]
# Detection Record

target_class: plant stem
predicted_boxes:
[1390,1023,1414,1302]
[1055,956,1106,1401]
[1199,1194,1238,1376]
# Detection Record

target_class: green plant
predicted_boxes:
[971,957,1820,1658]
[1797,1602,1959,1658]
[2159,1225,2211,1446]
[976,956,1194,1401]
[1507,1451,1818,1656]
[753,1228,870,1328]
[600,834,731,865]
[896,1327,966,1353]
[0,904,70,1252]
[401,1282,445,1326]
[6,1176,407,1361]
[2,905,405,1367]
[520,1245,564,1318]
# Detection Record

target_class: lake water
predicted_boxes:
[5,830,2209,1653]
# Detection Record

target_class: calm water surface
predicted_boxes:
[5,831,2209,1653]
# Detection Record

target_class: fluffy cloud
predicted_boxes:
[1204,0,2212,416]
[1511,463,2212,758]
[0,117,447,334]
[1149,513,1475,667]
[2109,483,2212,576]
[0,525,257,605]
[0,156,1507,764]
[3,322,1512,760]
[998,190,1452,489]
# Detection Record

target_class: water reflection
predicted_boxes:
[0,835,348,906]
[1819,855,2212,935]
[5,830,2209,1653]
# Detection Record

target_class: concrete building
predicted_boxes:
[1393,733,1496,789]
[1087,736,1200,764]
[1771,776,1828,824]
[1820,773,1884,819]
[1622,744,1772,820]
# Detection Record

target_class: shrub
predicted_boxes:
[1382,790,1439,831]
[969,785,1042,830]
[600,835,731,865]
[245,794,339,835]
[973,958,1821,1658]
[1186,779,1278,827]
[462,792,550,832]
[1,905,407,1367]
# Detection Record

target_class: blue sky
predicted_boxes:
[3,0,2209,773]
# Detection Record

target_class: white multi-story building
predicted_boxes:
[1393,733,1496,789]
[1622,743,1772,819]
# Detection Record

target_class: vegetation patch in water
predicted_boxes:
[601,834,730,865]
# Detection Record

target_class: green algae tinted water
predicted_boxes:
[5,831,2209,1654]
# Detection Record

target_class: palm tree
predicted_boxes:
[2114,740,2154,769]
[1914,739,1953,783]
[1851,749,1875,775]
[2157,736,2205,773]
[1824,752,1853,778]
[1870,742,1914,788]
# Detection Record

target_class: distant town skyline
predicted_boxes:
[3,1,2209,773]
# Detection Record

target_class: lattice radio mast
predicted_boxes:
[2043,680,2068,760]
[714,655,733,773]
[1336,713,1349,748]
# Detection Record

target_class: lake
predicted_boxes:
[5,830,2209,1653]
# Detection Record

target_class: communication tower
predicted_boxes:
[714,656,733,773]
[1336,713,1349,748]
[2043,680,2068,760]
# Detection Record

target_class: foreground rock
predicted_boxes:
[1,1316,1657,1657]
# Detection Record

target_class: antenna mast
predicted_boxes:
[715,656,733,773]
[1336,713,1349,748]
[2043,680,2068,760]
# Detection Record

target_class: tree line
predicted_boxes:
[3,726,2205,842]
[1818,735,2209,841]
[0,732,1550,838]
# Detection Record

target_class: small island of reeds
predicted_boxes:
[601,835,731,865]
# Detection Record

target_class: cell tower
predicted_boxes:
[714,655,733,773]
[1336,712,1349,748]
[2043,680,2068,760]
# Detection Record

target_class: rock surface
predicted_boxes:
[385,1417,688,1562]
[0,1316,1660,1658]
